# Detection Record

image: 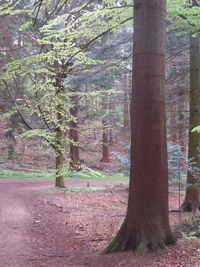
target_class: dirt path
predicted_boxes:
[1,178,200,267]
[0,178,126,267]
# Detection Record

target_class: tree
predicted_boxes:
[100,95,110,163]
[181,33,200,213]
[0,0,134,185]
[168,0,200,212]
[123,73,130,129]
[103,0,175,254]
[69,92,81,171]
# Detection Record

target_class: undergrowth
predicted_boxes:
[0,168,128,180]
[40,186,106,193]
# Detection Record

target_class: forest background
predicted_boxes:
[0,0,199,191]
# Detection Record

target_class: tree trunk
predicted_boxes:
[100,97,110,163]
[69,126,81,171]
[181,34,200,213]
[55,81,65,188]
[55,149,65,188]
[123,74,130,128]
[100,129,110,163]
[69,94,81,171]
[55,124,65,187]
[103,0,175,254]
[109,97,113,145]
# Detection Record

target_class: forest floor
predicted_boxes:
[0,178,200,267]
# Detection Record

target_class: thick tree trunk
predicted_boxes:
[181,34,200,213]
[69,94,81,171]
[103,0,175,254]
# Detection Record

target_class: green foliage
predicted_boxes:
[0,0,133,182]
[192,126,200,133]
[0,0,132,146]
[0,169,55,179]
[167,0,200,34]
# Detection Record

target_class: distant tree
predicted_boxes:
[69,92,81,171]
[0,0,133,186]
[168,0,200,213]
[181,33,200,213]
[103,0,175,254]
[100,96,110,163]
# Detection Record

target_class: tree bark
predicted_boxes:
[55,124,65,187]
[103,0,175,254]
[69,94,81,171]
[123,74,130,128]
[109,97,113,145]
[181,34,200,213]
[55,148,65,188]
[100,97,110,163]
[55,81,65,188]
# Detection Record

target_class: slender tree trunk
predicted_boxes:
[69,94,81,171]
[103,0,175,254]
[123,74,130,128]
[100,96,110,163]
[55,126,65,187]
[55,82,65,188]
[178,92,187,153]
[109,97,113,145]
[170,104,179,144]
[55,148,65,188]
[100,128,110,162]
[181,34,200,213]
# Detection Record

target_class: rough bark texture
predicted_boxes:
[103,0,175,254]
[69,94,81,171]
[181,34,200,213]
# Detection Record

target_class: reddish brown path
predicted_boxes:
[1,178,200,267]
[0,178,126,267]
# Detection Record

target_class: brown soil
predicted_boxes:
[0,178,200,267]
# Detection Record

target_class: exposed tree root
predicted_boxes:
[102,221,176,255]
[181,199,200,214]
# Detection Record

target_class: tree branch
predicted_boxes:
[2,80,33,130]
[66,16,133,66]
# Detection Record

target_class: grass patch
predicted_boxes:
[0,168,128,180]
[66,170,127,180]
[40,185,106,193]
[0,169,55,179]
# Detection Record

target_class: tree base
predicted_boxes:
[181,200,200,213]
[102,220,176,255]
[100,159,110,163]
[181,187,200,214]
[55,176,65,188]
[69,162,82,172]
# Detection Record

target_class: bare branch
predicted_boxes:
[66,16,133,66]
[2,80,33,130]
